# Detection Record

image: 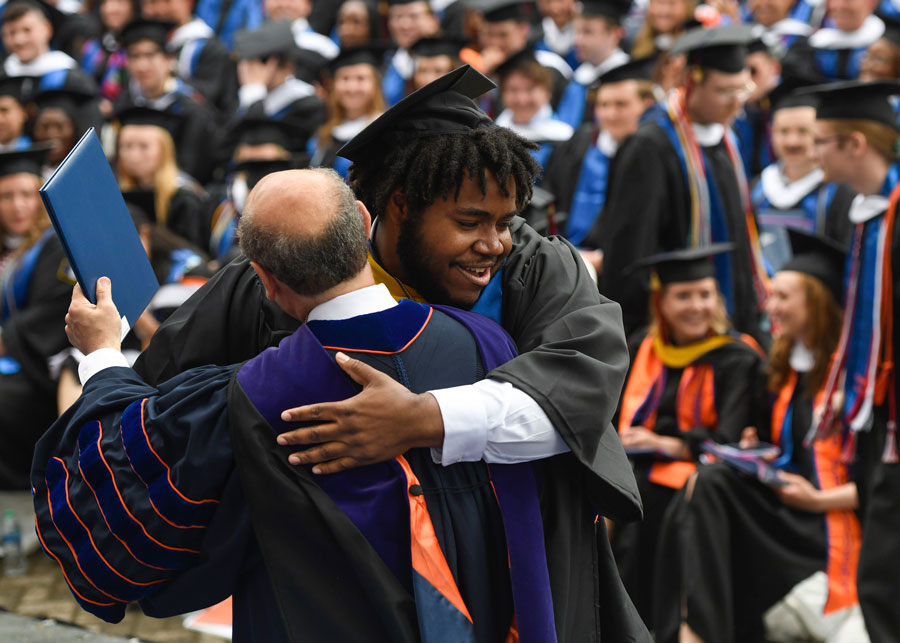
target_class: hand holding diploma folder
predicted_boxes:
[40,128,158,338]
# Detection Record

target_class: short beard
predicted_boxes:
[395,215,475,309]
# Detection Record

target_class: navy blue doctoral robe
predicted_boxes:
[32,300,573,642]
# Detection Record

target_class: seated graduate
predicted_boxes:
[34,167,559,642]
[535,0,579,69]
[662,231,867,643]
[336,0,380,49]
[130,66,650,641]
[382,0,441,106]
[555,0,629,129]
[781,0,885,82]
[494,49,574,169]
[751,86,854,270]
[310,46,386,179]
[630,0,697,59]
[30,85,97,181]
[745,0,817,56]
[232,20,326,154]
[0,77,32,151]
[114,106,210,250]
[410,35,466,91]
[262,0,339,64]
[208,117,304,265]
[79,0,138,116]
[732,38,782,179]
[613,244,766,627]
[859,13,900,95]
[542,57,657,249]
[114,19,220,186]
[0,146,74,489]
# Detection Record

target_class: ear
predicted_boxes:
[250,260,279,301]
[385,188,408,223]
[847,131,868,157]
[357,200,373,237]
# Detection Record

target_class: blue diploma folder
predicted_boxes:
[40,128,158,330]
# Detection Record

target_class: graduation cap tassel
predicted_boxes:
[883,422,899,464]
[840,430,857,465]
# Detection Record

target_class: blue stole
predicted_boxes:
[655,113,738,315]
[879,0,900,19]
[535,40,578,69]
[1,228,52,323]
[556,80,588,130]
[382,58,407,107]
[532,142,553,169]
[814,47,866,80]
[333,154,352,179]
[469,267,504,324]
[236,300,557,643]
[565,143,611,246]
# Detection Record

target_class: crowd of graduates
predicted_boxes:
[2,0,900,639]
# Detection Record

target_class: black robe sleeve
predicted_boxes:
[824,182,855,245]
[2,235,73,391]
[190,38,238,117]
[172,96,220,185]
[166,187,211,250]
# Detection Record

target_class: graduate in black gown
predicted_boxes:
[799,79,900,643]
[33,169,535,642]
[658,231,867,643]
[132,66,650,641]
[591,25,771,341]
[612,244,766,628]
[0,146,73,488]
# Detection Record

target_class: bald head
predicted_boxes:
[238,168,369,297]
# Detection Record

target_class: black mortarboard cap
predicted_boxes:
[798,79,900,131]
[122,188,156,224]
[337,64,495,162]
[227,116,297,150]
[767,81,818,112]
[781,228,846,302]
[877,11,900,47]
[494,48,542,80]
[119,19,175,49]
[594,55,656,87]
[328,44,389,73]
[234,158,298,190]
[0,76,26,102]
[234,20,297,60]
[31,85,95,113]
[471,0,531,23]
[627,242,735,284]
[0,144,50,178]
[410,35,468,59]
[671,24,756,73]
[114,105,183,137]
[580,0,632,24]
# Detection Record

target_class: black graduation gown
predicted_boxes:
[238,88,325,153]
[32,302,595,642]
[612,338,766,627]
[131,217,650,641]
[654,376,831,643]
[589,121,764,341]
[541,122,594,215]
[166,187,211,250]
[0,234,72,488]
[172,31,238,116]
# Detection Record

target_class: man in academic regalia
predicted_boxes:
[0,76,31,151]
[542,56,656,248]
[115,19,220,184]
[132,65,650,641]
[383,0,441,105]
[232,20,325,152]
[555,0,630,129]
[593,24,771,342]
[781,0,886,82]
[410,35,466,91]
[535,0,579,68]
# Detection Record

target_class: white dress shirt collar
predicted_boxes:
[306,283,397,322]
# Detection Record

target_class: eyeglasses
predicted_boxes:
[812,135,843,148]
[711,81,756,101]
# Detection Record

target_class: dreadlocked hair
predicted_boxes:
[348,126,541,221]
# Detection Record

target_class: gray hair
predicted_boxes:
[238,168,368,296]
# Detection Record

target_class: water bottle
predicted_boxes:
[3,509,25,576]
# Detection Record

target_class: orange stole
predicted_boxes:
[619,336,718,489]
[770,371,862,613]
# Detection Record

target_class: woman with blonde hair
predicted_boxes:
[310,46,386,179]
[613,243,766,627]
[0,146,73,488]
[631,0,697,58]
[660,230,867,643]
[115,107,209,249]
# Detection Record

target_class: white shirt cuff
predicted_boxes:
[238,83,267,108]
[78,348,129,385]
[430,378,570,465]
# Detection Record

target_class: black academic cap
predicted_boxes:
[410,35,468,59]
[122,188,156,224]
[337,64,495,162]
[767,81,817,112]
[494,48,542,80]
[878,11,900,47]
[0,144,50,178]
[781,228,846,302]
[671,24,756,74]
[594,55,656,87]
[3,0,64,33]
[0,76,26,102]
[114,105,183,137]
[328,44,389,73]
[234,20,297,61]
[31,85,95,113]
[579,0,632,24]
[234,158,298,190]
[627,242,735,284]
[227,116,297,150]
[119,19,175,49]
[797,79,900,131]
[471,0,532,23]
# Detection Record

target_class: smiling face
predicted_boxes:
[772,105,817,170]
[334,63,378,120]
[387,1,438,49]
[657,277,720,343]
[100,0,135,32]
[595,79,646,142]
[394,172,517,309]
[0,172,42,237]
[1,9,51,63]
[767,270,809,341]
[33,107,77,164]
[687,68,752,125]
[501,70,552,124]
